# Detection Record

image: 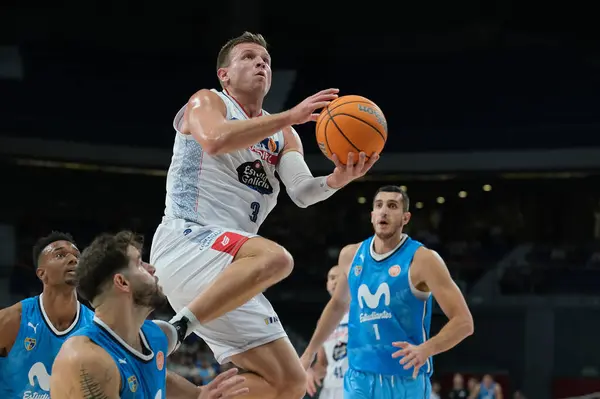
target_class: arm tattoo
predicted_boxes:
[79,368,109,399]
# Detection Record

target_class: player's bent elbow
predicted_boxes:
[198,140,217,155]
[192,134,222,156]
[288,192,309,208]
[189,121,229,156]
[466,318,475,336]
[460,314,475,337]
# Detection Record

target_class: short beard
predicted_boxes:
[132,286,168,310]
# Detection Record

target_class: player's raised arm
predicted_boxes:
[50,337,121,399]
[300,243,358,369]
[392,248,473,376]
[0,302,21,357]
[184,88,339,156]
[277,128,379,208]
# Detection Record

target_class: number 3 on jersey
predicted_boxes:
[249,202,260,223]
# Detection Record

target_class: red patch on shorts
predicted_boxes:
[211,232,249,256]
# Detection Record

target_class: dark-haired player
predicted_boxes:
[0,232,94,398]
[301,186,474,399]
[51,231,249,399]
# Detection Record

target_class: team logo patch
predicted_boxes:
[354,266,362,276]
[24,337,36,351]
[156,351,165,371]
[236,161,273,195]
[332,342,348,361]
[388,265,401,277]
[261,137,279,153]
[127,375,138,392]
[249,137,280,165]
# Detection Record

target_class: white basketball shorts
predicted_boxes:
[319,387,344,399]
[149,218,287,364]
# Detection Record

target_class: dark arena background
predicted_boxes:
[2,2,600,399]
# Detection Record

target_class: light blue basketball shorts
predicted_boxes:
[344,368,431,399]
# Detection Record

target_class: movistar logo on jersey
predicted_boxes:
[357,283,392,323]
[23,361,51,399]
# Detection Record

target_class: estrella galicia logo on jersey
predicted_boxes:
[237,161,273,195]
[332,342,348,361]
[127,375,138,392]
[24,337,36,351]
[357,283,392,323]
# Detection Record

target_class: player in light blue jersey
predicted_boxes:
[0,231,94,399]
[50,230,249,399]
[470,374,503,399]
[301,186,474,398]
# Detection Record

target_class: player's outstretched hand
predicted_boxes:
[327,151,380,188]
[288,89,339,125]
[198,368,249,399]
[305,367,324,397]
[391,341,431,379]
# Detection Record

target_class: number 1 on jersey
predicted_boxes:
[373,324,381,340]
[249,202,260,223]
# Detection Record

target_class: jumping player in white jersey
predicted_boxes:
[150,31,379,399]
[306,265,349,399]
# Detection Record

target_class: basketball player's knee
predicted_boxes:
[258,247,294,282]
[275,365,306,399]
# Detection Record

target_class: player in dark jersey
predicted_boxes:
[50,231,249,399]
[0,232,94,398]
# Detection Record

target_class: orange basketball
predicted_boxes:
[315,95,387,165]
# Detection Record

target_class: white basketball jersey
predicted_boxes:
[322,313,349,389]
[164,89,285,235]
